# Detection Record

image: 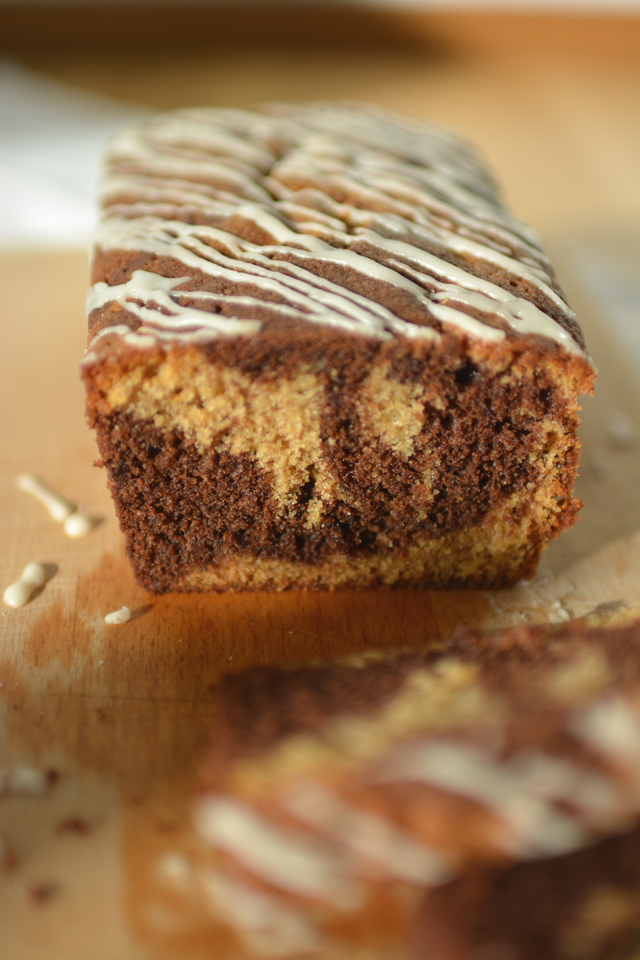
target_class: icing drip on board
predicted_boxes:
[3,563,48,608]
[86,103,588,359]
[104,605,131,625]
[16,473,95,538]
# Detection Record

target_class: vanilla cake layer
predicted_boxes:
[82,103,595,593]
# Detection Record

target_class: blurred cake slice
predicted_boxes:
[129,608,640,959]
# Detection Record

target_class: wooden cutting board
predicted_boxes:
[1,28,639,949]
[0,240,638,959]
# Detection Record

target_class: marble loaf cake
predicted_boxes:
[136,609,640,959]
[82,102,595,594]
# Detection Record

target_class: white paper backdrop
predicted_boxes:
[0,59,150,250]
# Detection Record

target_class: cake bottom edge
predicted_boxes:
[161,496,561,594]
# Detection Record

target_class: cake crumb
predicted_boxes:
[104,606,131,625]
[27,882,59,905]
[57,818,90,835]
[1,841,18,872]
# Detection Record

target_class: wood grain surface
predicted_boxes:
[0,33,639,960]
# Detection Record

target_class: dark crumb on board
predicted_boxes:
[56,817,91,835]
[28,882,60,904]
[1,849,18,872]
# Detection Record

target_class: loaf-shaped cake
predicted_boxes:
[140,609,640,959]
[82,103,595,593]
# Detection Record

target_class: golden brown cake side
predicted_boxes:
[82,103,595,594]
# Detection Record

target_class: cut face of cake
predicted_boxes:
[134,609,640,959]
[82,102,595,593]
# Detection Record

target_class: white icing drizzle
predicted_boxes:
[3,562,47,609]
[85,219,437,347]
[104,605,131,625]
[570,695,640,794]
[85,104,587,359]
[200,870,323,956]
[376,741,627,857]
[357,229,581,353]
[283,781,453,886]
[193,797,364,909]
[16,473,95,538]
[87,271,262,336]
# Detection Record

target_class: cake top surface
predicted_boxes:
[85,102,590,362]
